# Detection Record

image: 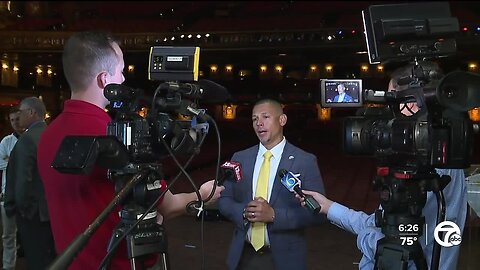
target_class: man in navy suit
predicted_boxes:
[218,98,325,270]
[333,83,354,103]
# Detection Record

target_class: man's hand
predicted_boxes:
[199,179,225,205]
[295,190,332,215]
[245,197,275,223]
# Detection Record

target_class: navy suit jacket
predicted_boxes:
[218,141,325,270]
[333,93,354,102]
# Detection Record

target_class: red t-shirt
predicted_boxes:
[37,100,166,270]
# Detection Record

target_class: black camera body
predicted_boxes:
[338,2,480,269]
[104,82,203,167]
[346,1,477,171]
[343,77,475,170]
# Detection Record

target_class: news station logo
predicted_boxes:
[433,221,462,247]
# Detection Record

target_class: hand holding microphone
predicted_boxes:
[297,190,332,215]
[189,161,239,219]
[278,169,321,214]
[217,161,242,186]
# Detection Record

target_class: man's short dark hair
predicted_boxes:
[62,31,120,92]
[8,106,20,115]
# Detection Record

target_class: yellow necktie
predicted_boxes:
[251,150,273,251]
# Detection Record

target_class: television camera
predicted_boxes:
[49,46,230,270]
[338,2,480,270]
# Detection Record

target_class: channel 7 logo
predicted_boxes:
[433,221,462,247]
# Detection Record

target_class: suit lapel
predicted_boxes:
[270,141,295,205]
[242,145,258,201]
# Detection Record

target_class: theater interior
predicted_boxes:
[0,1,479,269]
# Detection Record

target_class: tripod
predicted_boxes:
[373,166,449,270]
[374,213,427,270]
[100,166,171,270]
[105,209,169,270]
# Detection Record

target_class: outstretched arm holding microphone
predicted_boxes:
[296,167,467,270]
[295,190,386,269]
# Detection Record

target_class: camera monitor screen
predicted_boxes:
[361,2,458,64]
[320,79,363,108]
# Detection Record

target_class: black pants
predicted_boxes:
[16,213,56,270]
[236,243,274,270]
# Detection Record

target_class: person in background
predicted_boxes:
[4,97,56,270]
[218,98,325,270]
[299,61,467,270]
[0,106,25,270]
[37,31,223,270]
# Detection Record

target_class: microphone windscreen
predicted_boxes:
[198,79,232,104]
[277,169,288,178]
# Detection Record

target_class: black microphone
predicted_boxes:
[197,79,232,103]
[278,169,321,214]
[165,80,231,103]
[217,161,242,185]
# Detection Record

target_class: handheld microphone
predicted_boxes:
[217,161,242,185]
[278,169,321,214]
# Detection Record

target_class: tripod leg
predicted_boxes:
[134,252,169,270]
[374,238,427,270]
[159,253,169,270]
[125,223,171,270]
[412,243,428,270]
[374,243,409,270]
[99,224,127,270]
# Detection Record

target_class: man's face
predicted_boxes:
[18,104,35,129]
[102,42,125,107]
[337,84,345,94]
[8,111,23,133]
[252,102,286,149]
[110,42,125,85]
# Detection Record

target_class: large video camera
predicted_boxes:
[50,46,229,270]
[332,2,480,270]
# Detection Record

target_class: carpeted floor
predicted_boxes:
[4,214,480,269]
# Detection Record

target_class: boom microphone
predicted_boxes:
[164,79,232,104]
[217,161,242,185]
[197,79,232,103]
[278,169,321,214]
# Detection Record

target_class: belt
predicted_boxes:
[245,242,271,255]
